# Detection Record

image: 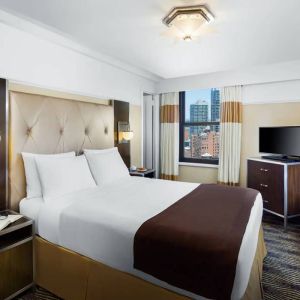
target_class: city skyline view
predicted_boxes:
[185,89,217,122]
[183,88,220,160]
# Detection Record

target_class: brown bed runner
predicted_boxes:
[134,184,258,300]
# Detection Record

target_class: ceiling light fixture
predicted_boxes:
[163,5,214,41]
[183,35,192,42]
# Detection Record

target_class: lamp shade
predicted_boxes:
[122,131,134,141]
[171,14,207,40]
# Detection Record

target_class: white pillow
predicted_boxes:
[83,147,117,154]
[85,150,129,185]
[22,151,75,199]
[35,155,96,202]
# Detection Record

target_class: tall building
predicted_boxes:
[184,127,191,158]
[190,100,208,122]
[191,131,220,159]
[190,100,208,135]
[211,88,220,121]
[211,88,220,132]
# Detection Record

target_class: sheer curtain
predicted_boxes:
[160,92,179,180]
[218,86,242,185]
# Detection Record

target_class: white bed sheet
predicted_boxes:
[37,177,263,300]
[19,197,44,234]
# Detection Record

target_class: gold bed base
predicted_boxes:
[34,228,266,300]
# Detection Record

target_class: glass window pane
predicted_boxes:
[185,88,220,123]
[184,126,220,159]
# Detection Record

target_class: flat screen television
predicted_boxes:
[259,126,300,158]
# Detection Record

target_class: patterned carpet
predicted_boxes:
[16,287,61,300]
[15,214,300,300]
[262,214,300,300]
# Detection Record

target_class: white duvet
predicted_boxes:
[37,177,263,300]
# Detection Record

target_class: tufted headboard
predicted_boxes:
[9,91,114,210]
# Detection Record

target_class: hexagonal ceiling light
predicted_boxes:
[162,5,214,41]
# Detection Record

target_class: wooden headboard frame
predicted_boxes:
[8,91,114,210]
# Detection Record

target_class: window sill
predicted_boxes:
[179,162,219,169]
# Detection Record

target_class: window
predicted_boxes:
[179,89,220,165]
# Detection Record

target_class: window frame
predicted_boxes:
[179,91,219,165]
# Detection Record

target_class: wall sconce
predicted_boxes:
[118,121,134,144]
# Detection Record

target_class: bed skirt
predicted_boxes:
[34,227,267,300]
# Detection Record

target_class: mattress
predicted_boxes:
[19,197,44,234]
[35,177,262,300]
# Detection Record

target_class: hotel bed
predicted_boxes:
[19,176,264,300]
[9,91,266,300]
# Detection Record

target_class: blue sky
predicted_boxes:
[185,89,211,121]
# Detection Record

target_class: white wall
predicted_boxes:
[0,21,156,105]
[243,80,300,104]
[157,60,300,100]
[2,7,300,107]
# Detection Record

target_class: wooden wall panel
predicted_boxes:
[113,100,130,168]
[0,78,7,210]
[288,164,300,215]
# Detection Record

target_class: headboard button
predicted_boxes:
[60,128,64,135]
[85,128,89,135]
[27,127,32,136]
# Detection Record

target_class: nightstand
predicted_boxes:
[129,169,155,178]
[0,210,33,300]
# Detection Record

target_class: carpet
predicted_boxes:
[262,215,300,300]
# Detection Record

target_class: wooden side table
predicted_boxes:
[0,210,33,300]
[129,169,155,178]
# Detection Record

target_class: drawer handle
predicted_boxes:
[260,168,269,172]
[260,184,268,188]
[263,200,269,203]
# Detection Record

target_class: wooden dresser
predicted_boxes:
[247,158,300,229]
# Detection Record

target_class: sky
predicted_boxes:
[185,89,212,121]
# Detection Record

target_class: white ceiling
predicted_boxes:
[0,0,300,79]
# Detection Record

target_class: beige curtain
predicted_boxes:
[160,93,179,180]
[218,86,242,186]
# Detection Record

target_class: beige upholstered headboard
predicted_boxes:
[9,91,114,210]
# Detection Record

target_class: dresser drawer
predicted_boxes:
[247,160,284,214]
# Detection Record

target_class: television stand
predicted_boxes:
[247,157,300,230]
[261,155,300,163]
